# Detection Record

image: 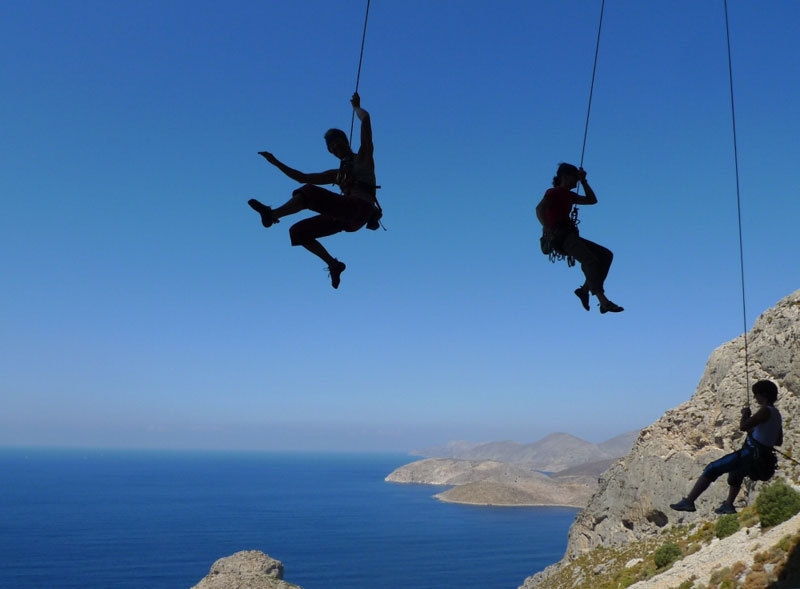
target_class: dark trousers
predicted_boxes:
[288,184,373,246]
[560,232,614,295]
[702,443,756,487]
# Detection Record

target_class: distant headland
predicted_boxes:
[385,431,639,507]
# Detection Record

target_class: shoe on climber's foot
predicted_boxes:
[574,287,590,311]
[599,300,624,314]
[714,502,736,515]
[669,498,696,512]
[328,259,346,289]
[248,199,278,228]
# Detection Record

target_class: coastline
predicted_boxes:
[386,457,598,508]
[434,495,584,508]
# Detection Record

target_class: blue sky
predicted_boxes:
[2,1,798,452]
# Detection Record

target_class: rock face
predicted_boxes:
[522,289,800,587]
[192,550,302,589]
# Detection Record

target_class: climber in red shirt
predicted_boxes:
[536,163,623,313]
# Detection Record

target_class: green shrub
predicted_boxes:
[756,479,800,528]
[715,513,740,539]
[653,542,682,569]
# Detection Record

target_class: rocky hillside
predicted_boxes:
[519,502,800,589]
[388,431,638,507]
[386,458,598,506]
[522,289,800,588]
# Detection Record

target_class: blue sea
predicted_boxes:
[0,449,577,588]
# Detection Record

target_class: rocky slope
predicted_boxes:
[627,513,800,589]
[192,550,302,589]
[522,288,800,588]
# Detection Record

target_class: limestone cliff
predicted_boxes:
[522,289,800,588]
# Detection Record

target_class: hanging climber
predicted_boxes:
[535,163,624,313]
[248,92,380,289]
[671,379,783,515]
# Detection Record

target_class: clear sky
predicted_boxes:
[2,1,798,452]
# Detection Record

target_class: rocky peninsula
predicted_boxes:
[384,436,633,507]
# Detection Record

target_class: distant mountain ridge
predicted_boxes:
[411,431,638,472]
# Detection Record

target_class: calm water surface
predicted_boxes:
[0,448,576,588]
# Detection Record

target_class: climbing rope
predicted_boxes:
[348,0,371,144]
[724,0,751,405]
[775,448,800,467]
[572,0,605,211]
[547,0,604,268]
[579,0,605,172]
[347,0,385,231]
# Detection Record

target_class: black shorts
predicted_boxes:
[289,184,374,245]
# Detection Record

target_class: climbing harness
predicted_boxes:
[542,224,577,267]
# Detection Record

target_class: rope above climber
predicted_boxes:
[247,92,380,289]
[536,163,623,314]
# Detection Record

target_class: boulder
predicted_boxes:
[192,550,302,589]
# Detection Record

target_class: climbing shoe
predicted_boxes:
[669,498,696,512]
[248,199,278,228]
[328,259,346,289]
[599,301,624,314]
[574,287,590,311]
[714,502,736,515]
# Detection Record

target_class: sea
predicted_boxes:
[0,448,577,589]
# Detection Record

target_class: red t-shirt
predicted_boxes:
[541,187,575,229]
